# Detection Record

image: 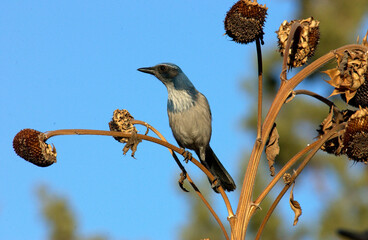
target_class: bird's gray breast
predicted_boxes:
[167,91,212,151]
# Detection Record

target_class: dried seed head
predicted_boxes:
[13,129,57,167]
[342,107,368,163]
[276,17,320,68]
[317,109,353,156]
[325,33,368,106]
[109,109,137,143]
[340,77,368,107]
[224,0,267,44]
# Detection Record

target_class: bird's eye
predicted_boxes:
[159,65,167,72]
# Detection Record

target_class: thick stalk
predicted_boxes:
[255,123,345,239]
[232,44,366,240]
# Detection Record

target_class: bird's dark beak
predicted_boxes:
[137,67,156,76]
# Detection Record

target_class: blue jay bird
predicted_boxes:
[138,63,236,192]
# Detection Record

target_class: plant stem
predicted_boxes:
[292,89,336,108]
[254,141,319,206]
[280,22,301,84]
[131,121,231,240]
[256,37,263,140]
[254,123,345,239]
[44,128,235,222]
[233,44,366,240]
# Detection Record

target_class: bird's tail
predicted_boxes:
[200,146,236,192]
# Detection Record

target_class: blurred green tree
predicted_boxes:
[38,186,108,240]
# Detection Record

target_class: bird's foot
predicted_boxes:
[182,150,192,163]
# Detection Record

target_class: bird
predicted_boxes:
[138,63,236,192]
[338,229,368,240]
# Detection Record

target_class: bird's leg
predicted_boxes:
[181,149,192,163]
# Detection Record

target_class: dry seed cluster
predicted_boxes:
[277,17,320,68]
[109,109,137,143]
[224,0,267,44]
[13,128,57,167]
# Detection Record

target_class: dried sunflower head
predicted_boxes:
[224,0,267,44]
[317,108,353,156]
[13,129,57,167]
[109,109,137,143]
[342,107,368,163]
[324,33,368,106]
[277,17,320,68]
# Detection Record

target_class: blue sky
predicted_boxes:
[4,1,364,239]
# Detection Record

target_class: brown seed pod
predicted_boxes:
[276,17,320,68]
[342,107,368,163]
[13,129,57,167]
[325,32,368,107]
[224,0,267,44]
[317,109,353,156]
[340,75,368,107]
[109,109,137,143]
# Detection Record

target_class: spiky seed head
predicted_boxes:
[13,129,57,167]
[317,109,353,156]
[109,109,137,143]
[342,107,368,163]
[325,32,368,107]
[224,0,267,44]
[276,17,320,68]
[341,79,368,108]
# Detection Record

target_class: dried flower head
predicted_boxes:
[317,108,353,156]
[277,17,320,68]
[342,107,368,163]
[324,33,368,106]
[224,0,267,44]
[109,109,137,143]
[13,129,57,167]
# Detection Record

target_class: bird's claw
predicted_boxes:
[182,150,192,163]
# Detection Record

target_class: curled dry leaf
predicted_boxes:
[289,182,302,226]
[283,173,292,184]
[178,172,189,192]
[320,106,334,133]
[122,131,142,158]
[265,123,280,176]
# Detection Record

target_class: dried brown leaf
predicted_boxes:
[178,172,189,192]
[122,131,142,158]
[321,106,334,133]
[265,123,279,176]
[283,173,292,184]
[289,182,302,226]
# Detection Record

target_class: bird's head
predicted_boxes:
[138,63,195,91]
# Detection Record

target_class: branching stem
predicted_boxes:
[254,123,345,240]
[233,44,367,240]
[293,89,336,108]
[44,128,235,225]
[130,120,230,240]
